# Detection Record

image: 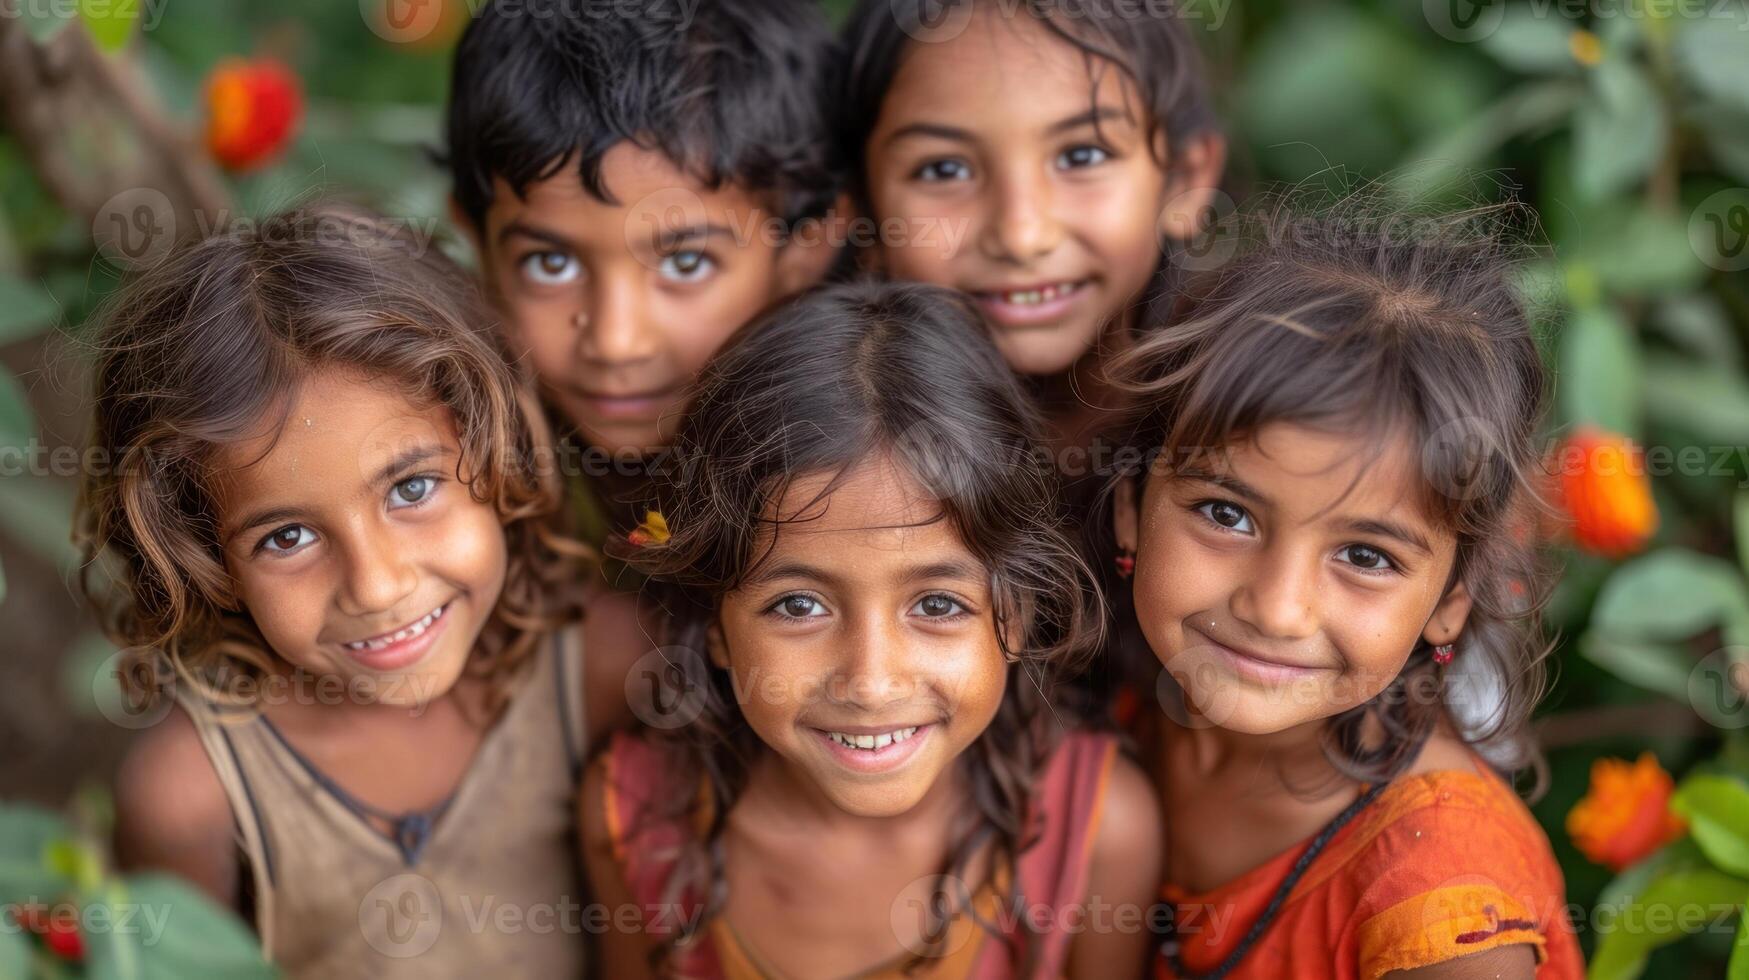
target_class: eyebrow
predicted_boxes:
[224,444,451,545]
[742,557,986,590]
[1181,471,1434,555]
[883,105,1134,147]
[497,220,579,252]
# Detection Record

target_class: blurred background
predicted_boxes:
[1,0,1747,975]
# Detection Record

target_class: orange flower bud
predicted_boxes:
[1566,752,1686,871]
[1551,427,1658,558]
[626,509,670,548]
[205,59,303,172]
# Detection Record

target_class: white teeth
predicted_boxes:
[997,281,1080,306]
[344,603,446,652]
[825,726,919,751]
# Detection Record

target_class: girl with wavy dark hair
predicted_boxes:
[580,281,1160,978]
[1107,194,1583,978]
[77,202,647,979]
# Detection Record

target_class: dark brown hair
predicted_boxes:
[615,280,1105,970]
[1108,190,1554,786]
[76,202,582,712]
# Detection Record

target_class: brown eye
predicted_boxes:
[261,524,313,554]
[1340,544,1394,571]
[913,594,964,618]
[779,595,821,618]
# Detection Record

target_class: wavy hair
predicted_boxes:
[75,202,584,715]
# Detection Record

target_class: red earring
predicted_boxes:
[1432,643,1456,666]
[1115,548,1135,579]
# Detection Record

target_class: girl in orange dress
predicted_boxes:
[1107,195,1585,979]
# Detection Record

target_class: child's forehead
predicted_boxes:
[485,141,773,238]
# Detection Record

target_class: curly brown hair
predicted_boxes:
[75,202,585,714]
[613,280,1106,972]
[1107,188,1557,789]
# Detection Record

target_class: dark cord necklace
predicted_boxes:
[1158,780,1391,980]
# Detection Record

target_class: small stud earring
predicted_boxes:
[1115,548,1135,579]
[1432,643,1456,666]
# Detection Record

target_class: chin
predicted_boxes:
[990,328,1100,377]
[821,781,933,819]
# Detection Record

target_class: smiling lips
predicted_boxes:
[338,601,451,670]
[971,279,1090,326]
[811,723,935,774]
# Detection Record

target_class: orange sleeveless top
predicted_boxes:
[1158,767,1583,979]
[603,731,1120,979]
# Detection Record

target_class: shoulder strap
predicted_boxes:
[553,623,588,783]
[984,732,1119,979]
[172,692,278,958]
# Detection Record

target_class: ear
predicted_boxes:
[706,617,730,670]
[1156,130,1228,243]
[1421,579,1474,648]
[775,192,854,296]
[1112,475,1140,555]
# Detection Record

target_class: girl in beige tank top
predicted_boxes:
[77,204,615,980]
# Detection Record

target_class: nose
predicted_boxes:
[576,271,659,365]
[336,520,419,619]
[979,164,1062,265]
[1229,550,1320,641]
[828,615,915,711]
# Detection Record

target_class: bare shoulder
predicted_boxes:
[1404,729,1484,778]
[1092,747,1163,866]
[578,583,657,742]
[113,704,240,904]
[1384,943,1538,979]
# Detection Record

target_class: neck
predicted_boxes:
[1164,712,1338,788]
[744,747,968,841]
[1029,315,1133,456]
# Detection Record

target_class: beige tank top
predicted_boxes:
[177,626,589,979]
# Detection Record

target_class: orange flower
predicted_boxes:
[626,509,670,548]
[204,59,303,172]
[1551,427,1658,558]
[1566,752,1686,871]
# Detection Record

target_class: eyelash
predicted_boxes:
[1187,499,1404,577]
[249,473,445,557]
[760,591,976,621]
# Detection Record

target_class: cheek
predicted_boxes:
[231,564,329,661]
[435,503,509,601]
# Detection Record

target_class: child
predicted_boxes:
[580,282,1162,978]
[77,204,647,979]
[837,0,1227,454]
[444,0,848,562]
[1107,197,1583,978]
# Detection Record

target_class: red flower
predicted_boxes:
[1566,753,1686,871]
[13,902,85,964]
[1550,427,1658,558]
[205,59,303,172]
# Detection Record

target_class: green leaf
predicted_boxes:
[1481,7,1581,74]
[1673,774,1749,877]
[0,931,28,980]
[0,804,73,901]
[0,366,33,451]
[1731,911,1749,980]
[1652,293,1741,367]
[1580,631,1695,699]
[0,277,60,346]
[77,0,139,52]
[1643,358,1749,445]
[1695,106,1749,186]
[88,874,275,979]
[1573,59,1667,199]
[1594,549,1749,641]
[1589,868,1749,980]
[1738,490,1749,580]
[1675,17,1749,114]
[1560,305,1641,434]
[1567,208,1704,296]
